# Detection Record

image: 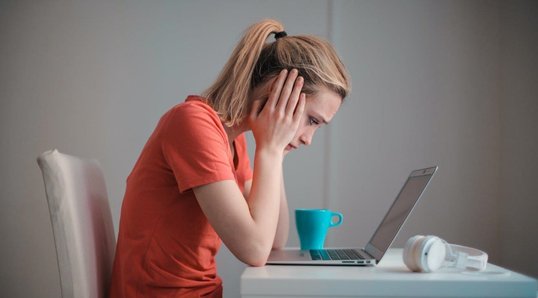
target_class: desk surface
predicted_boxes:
[241,248,537,298]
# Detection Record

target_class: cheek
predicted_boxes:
[293,123,307,139]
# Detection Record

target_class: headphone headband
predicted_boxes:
[403,235,488,272]
[447,244,488,271]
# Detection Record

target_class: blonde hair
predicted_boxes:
[202,19,350,127]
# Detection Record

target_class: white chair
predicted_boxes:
[37,149,116,298]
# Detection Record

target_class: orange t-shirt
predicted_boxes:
[110,96,253,298]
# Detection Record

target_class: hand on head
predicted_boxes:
[249,69,305,155]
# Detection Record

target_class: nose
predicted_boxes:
[299,129,315,146]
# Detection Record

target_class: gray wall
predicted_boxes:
[1,1,536,297]
[499,0,538,279]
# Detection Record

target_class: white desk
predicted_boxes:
[241,249,537,298]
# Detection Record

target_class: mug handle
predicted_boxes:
[329,211,343,228]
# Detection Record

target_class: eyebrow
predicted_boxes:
[312,113,330,125]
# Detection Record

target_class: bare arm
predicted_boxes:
[273,173,289,249]
[243,174,289,250]
[193,149,283,266]
[193,69,304,266]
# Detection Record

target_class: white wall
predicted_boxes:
[1,1,536,297]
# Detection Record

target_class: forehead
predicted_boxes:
[305,87,342,122]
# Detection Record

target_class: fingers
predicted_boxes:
[285,76,303,115]
[292,93,306,123]
[249,69,306,153]
[256,68,303,121]
[265,69,288,111]
[275,69,300,112]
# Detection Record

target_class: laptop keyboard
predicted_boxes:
[310,249,366,260]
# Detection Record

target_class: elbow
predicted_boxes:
[245,257,268,267]
[241,248,270,267]
[236,242,271,267]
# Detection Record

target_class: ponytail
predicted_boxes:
[202,19,350,127]
[202,19,284,127]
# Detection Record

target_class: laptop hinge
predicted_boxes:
[360,248,375,260]
[364,243,384,263]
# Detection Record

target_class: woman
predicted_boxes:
[110,19,350,297]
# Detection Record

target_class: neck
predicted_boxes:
[223,120,249,147]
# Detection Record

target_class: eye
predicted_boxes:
[308,117,320,126]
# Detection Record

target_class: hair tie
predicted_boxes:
[274,31,287,40]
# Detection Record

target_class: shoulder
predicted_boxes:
[160,96,225,136]
[168,96,218,121]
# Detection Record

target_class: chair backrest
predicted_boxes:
[37,149,116,298]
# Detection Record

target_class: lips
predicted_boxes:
[286,144,298,151]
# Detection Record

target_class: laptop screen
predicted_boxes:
[366,167,436,261]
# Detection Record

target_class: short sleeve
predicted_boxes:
[234,133,253,185]
[159,102,235,193]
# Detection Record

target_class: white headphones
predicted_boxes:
[403,235,488,273]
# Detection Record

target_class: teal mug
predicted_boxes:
[295,209,343,251]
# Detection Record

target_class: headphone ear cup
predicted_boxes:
[417,236,446,272]
[403,235,424,272]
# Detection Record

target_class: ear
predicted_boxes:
[268,76,279,93]
[250,76,278,115]
[252,96,268,116]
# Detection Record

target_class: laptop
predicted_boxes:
[267,166,438,266]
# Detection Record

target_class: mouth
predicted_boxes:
[285,144,298,151]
